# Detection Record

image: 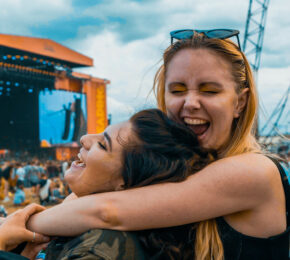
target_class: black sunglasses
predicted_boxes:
[170,29,241,50]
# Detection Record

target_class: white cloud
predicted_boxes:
[72,30,162,123]
[0,0,73,35]
[258,67,290,109]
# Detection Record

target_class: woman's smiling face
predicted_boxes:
[164,48,247,152]
[65,122,131,197]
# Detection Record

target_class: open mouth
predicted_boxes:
[184,118,210,136]
[74,153,86,168]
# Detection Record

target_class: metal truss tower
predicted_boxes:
[243,0,270,75]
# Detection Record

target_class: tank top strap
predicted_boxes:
[266,156,290,227]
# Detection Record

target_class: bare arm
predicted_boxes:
[27,154,279,236]
[27,193,115,236]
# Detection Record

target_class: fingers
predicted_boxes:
[27,230,50,244]
[21,203,46,221]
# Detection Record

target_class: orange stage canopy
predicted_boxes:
[0,33,93,67]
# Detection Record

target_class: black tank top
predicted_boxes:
[217,157,289,260]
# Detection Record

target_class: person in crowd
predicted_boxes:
[45,161,54,179]
[30,161,41,196]
[37,173,52,206]
[43,108,216,259]
[0,161,13,202]
[13,180,30,206]
[61,161,68,180]
[24,161,33,188]
[9,160,18,191]
[49,178,65,204]
[15,162,26,182]
[47,161,61,179]
[36,161,45,176]
[28,30,289,259]
[0,203,50,260]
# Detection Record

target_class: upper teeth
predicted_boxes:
[184,118,208,125]
[78,153,83,162]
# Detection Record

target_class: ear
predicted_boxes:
[234,88,249,118]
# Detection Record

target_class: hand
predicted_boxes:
[0,203,50,251]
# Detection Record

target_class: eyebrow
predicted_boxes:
[104,132,112,152]
[167,82,186,88]
[200,82,223,88]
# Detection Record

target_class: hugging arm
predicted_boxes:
[27,154,277,236]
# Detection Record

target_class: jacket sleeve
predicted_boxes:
[45,229,148,260]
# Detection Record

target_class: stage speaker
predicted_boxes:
[62,104,71,140]
[72,98,81,141]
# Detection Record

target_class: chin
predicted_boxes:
[63,171,74,185]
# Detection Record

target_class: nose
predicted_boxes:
[80,134,98,150]
[183,91,201,111]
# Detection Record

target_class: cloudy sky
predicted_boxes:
[0,0,289,135]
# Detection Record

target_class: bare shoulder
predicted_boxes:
[213,153,279,187]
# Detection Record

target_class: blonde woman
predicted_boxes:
[28,29,289,259]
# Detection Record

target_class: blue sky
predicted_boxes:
[0,0,289,135]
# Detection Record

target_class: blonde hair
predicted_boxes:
[153,34,260,260]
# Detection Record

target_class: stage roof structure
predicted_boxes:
[0,34,93,68]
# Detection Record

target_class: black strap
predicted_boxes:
[266,156,290,227]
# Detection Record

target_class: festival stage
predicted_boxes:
[0,34,109,160]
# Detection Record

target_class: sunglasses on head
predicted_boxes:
[170,29,241,50]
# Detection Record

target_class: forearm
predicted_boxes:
[27,193,115,236]
[26,179,215,236]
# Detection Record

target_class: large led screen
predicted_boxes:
[39,90,87,146]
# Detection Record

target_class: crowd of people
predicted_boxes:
[0,159,70,210]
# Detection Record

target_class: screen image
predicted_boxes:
[39,90,87,146]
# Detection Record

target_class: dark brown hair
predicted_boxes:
[120,109,216,258]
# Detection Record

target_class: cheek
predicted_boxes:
[165,93,182,114]
[208,95,236,118]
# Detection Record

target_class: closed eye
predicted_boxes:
[171,90,186,94]
[98,142,107,150]
[203,90,218,94]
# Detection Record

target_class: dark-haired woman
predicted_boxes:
[42,108,215,259]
